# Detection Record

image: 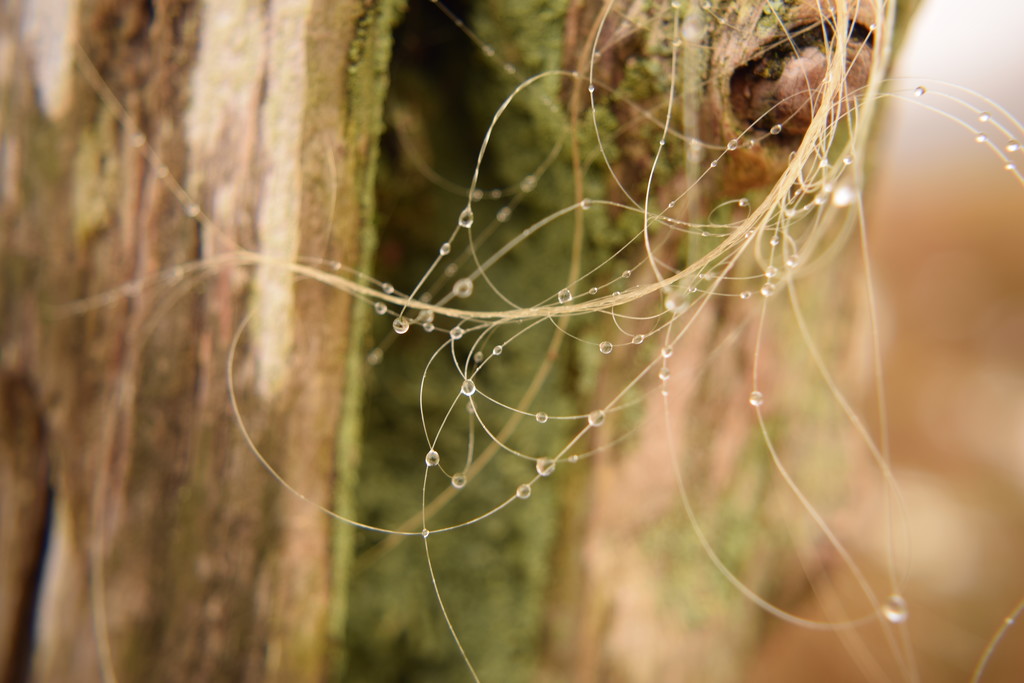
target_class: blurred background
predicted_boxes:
[750,0,1024,679]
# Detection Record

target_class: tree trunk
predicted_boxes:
[1,1,919,682]
[3,0,401,680]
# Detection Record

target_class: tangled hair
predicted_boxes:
[45,0,1024,680]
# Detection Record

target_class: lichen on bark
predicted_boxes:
[1,0,930,681]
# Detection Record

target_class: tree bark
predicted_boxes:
[1,1,919,681]
[3,0,401,680]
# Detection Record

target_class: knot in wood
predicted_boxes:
[730,29,872,137]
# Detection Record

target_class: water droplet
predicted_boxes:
[381,282,394,295]
[458,207,474,228]
[535,411,549,424]
[425,450,440,466]
[785,254,800,268]
[631,334,645,345]
[373,302,387,315]
[831,183,856,207]
[516,484,532,499]
[520,175,537,192]
[392,317,410,334]
[765,266,779,279]
[450,327,464,341]
[453,278,474,298]
[588,84,596,94]
[557,288,572,304]
[749,391,764,407]
[661,346,673,359]
[492,345,503,356]
[738,198,750,208]
[842,155,854,166]
[760,283,776,297]
[451,473,467,489]
[727,138,739,151]
[185,203,201,218]
[975,133,988,144]
[978,111,991,123]
[366,349,383,365]
[155,165,169,179]
[588,287,598,296]
[461,379,476,396]
[770,124,783,135]
[621,269,632,279]
[1006,162,1018,172]
[882,594,908,624]
[439,242,451,255]
[421,528,430,538]
[598,341,613,355]
[422,322,435,333]
[496,207,511,222]
[709,159,719,168]
[1007,140,1021,153]
[769,235,781,246]
[472,351,484,364]
[913,86,926,97]
[587,410,605,427]
[658,367,671,381]
[536,458,555,476]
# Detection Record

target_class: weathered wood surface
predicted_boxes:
[3,0,401,680]
[0,1,919,681]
